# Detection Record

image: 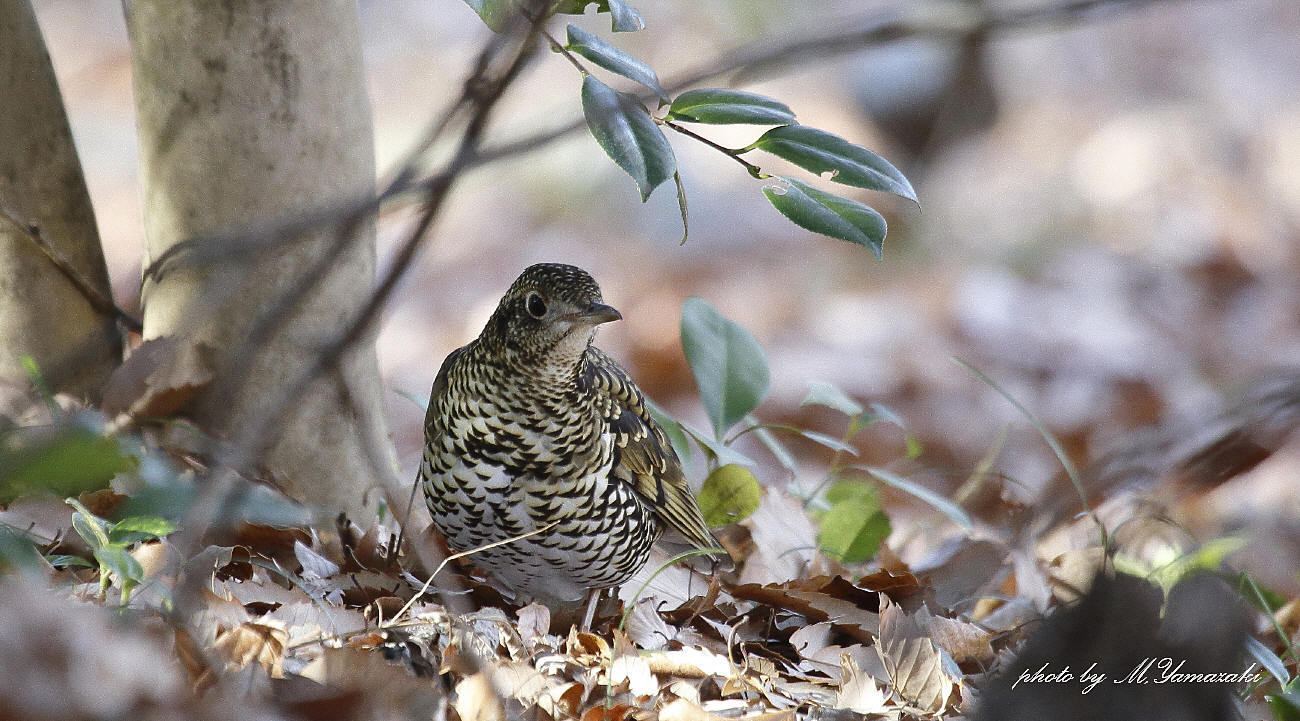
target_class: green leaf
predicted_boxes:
[1269,680,1300,721]
[566,25,666,102]
[556,0,645,31]
[797,429,859,456]
[763,178,888,257]
[824,478,878,506]
[108,516,177,546]
[0,427,136,504]
[860,466,973,530]
[0,526,44,574]
[865,401,907,429]
[97,551,143,604]
[68,498,113,550]
[746,420,796,475]
[1268,692,1300,721]
[680,297,770,439]
[460,0,517,32]
[1248,636,1290,686]
[667,89,796,126]
[680,421,755,468]
[697,464,761,527]
[605,0,644,31]
[644,397,691,463]
[749,126,917,202]
[819,482,890,563]
[581,75,676,201]
[45,553,95,569]
[94,546,144,588]
[802,381,865,417]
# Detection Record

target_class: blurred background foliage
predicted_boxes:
[33,0,1300,559]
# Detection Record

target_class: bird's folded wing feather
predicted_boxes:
[582,348,728,560]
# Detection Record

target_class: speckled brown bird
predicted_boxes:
[418,263,727,606]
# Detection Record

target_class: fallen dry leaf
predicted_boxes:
[212,621,288,678]
[659,698,728,721]
[876,598,956,715]
[643,646,733,679]
[737,488,818,585]
[101,335,214,419]
[914,538,1009,610]
[610,630,659,697]
[456,672,504,721]
[835,652,890,715]
[579,702,636,721]
[516,602,551,644]
[923,610,995,666]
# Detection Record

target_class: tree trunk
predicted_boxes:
[126,0,398,520]
[0,0,121,401]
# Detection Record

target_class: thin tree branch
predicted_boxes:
[658,118,765,178]
[0,205,143,333]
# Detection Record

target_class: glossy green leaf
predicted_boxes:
[566,25,666,102]
[750,126,917,203]
[680,297,770,438]
[819,482,890,563]
[697,464,761,527]
[667,89,796,125]
[763,178,887,257]
[0,427,135,504]
[802,380,865,417]
[581,75,675,201]
[109,516,177,546]
[555,0,645,31]
[860,466,973,530]
[460,0,517,32]
[605,0,644,31]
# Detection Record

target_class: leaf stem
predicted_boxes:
[659,118,767,178]
[541,28,589,75]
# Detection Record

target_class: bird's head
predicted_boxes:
[482,263,622,366]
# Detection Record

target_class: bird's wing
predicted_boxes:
[421,344,470,452]
[582,348,729,561]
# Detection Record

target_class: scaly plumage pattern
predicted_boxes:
[418,263,726,603]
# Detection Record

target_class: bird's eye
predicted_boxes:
[525,292,547,318]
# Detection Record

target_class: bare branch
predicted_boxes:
[0,205,142,334]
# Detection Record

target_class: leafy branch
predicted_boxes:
[523,6,917,253]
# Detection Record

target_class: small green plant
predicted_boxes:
[665,297,978,565]
[55,498,175,605]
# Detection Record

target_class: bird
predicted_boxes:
[418,263,729,612]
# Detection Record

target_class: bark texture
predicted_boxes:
[0,0,121,400]
[128,0,397,519]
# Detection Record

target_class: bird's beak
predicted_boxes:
[576,302,622,325]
